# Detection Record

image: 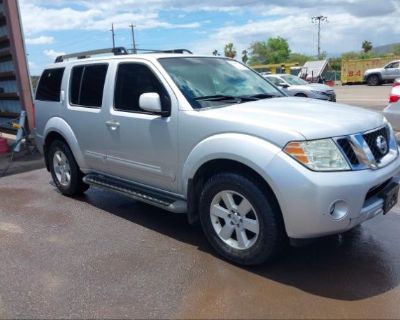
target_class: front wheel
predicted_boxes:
[367,74,380,86]
[199,172,285,266]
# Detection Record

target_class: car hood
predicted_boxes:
[365,68,382,74]
[202,97,384,144]
[288,83,333,92]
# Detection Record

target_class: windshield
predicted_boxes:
[158,57,284,109]
[280,74,308,85]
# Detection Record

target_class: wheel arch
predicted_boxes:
[43,117,85,171]
[182,133,284,226]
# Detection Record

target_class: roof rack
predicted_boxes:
[54,47,193,63]
[54,47,128,63]
[131,48,193,54]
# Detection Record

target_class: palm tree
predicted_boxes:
[362,40,373,53]
[224,43,237,58]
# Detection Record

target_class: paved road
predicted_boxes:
[336,84,392,111]
[1,169,400,318]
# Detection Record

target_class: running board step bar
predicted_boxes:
[83,174,187,213]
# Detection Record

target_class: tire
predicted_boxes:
[295,93,307,97]
[48,140,89,196]
[199,172,285,266]
[367,74,381,86]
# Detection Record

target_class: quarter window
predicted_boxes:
[36,68,65,102]
[114,63,170,113]
[70,64,108,108]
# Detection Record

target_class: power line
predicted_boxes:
[129,23,137,54]
[311,15,328,59]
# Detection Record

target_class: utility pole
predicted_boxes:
[311,16,328,59]
[110,23,115,49]
[129,23,137,54]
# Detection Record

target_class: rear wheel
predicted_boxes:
[367,74,380,86]
[48,140,89,196]
[199,172,285,266]
[295,93,307,97]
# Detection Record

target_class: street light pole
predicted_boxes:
[129,23,137,54]
[311,16,328,59]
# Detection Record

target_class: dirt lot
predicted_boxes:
[1,169,400,319]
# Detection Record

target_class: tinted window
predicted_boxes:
[36,68,65,101]
[70,66,83,105]
[70,64,108,108]
[114,63,170,113]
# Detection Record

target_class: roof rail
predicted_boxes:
[131,48,193,54]
[54,47,128,63]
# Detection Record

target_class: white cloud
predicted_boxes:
[19,1,201,35]
[25,35,54,45]
[43,49,66,60]
[189,2,400,56]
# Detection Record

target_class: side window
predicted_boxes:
[69,64,108,108]
[114,63,171,113]
[36,68,65,101]
[267,77,280,85]
[386,62,399,69]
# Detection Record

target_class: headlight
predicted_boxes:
[310,90,324,96]
[284,139,350,171]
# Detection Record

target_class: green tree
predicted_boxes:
[249,37,290,65]
[362,40,373,53]
[212,49,219,56]
[224,43,237,58]
[287,53,313,65]
[241,50,248,64]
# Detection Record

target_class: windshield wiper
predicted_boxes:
[194,93,282,103]
[194,95,240,102]
[240,93,282,100]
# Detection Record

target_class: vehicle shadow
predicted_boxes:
[78,187,399,302]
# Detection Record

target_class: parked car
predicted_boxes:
[265,74,336,101]
[35,50,400,266]
[364,60,400,86]
[383,84,400,130]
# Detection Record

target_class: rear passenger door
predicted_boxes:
[103,60,178,192]
[64,63,109,172]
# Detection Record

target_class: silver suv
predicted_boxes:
[364,60,400,86]
[35,49,400,265]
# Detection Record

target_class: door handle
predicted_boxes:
[105,120,120,131]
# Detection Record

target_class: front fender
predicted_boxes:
[182,133,282,194]
[43,117,86,169]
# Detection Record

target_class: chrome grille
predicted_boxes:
[334,125,398,170]
[336,138,359,165]
[362,126,389,161]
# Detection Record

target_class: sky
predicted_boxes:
[19,0,400,75]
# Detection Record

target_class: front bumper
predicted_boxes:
[265,150,400,239]
[312,91,336,102]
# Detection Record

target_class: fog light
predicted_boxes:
[329,200,349,220]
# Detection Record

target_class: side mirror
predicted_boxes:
[278,82,289,88]
[139,92,168,116]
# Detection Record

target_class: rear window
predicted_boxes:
[36,68,65,101]
[69,64,108,108]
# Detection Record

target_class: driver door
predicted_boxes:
[103,61,179,193]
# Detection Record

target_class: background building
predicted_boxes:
[0,0,34,132]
